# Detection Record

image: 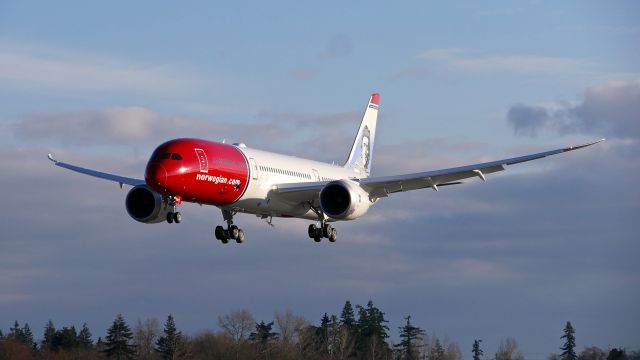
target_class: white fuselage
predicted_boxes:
[229,146,363,220]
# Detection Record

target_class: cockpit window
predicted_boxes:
[171,153,182,160]
[160,153,171,160]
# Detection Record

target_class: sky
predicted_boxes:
[1,0,639,357]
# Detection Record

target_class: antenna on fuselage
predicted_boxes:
[222,139,226,144]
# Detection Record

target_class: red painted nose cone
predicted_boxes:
[148,163,167,188]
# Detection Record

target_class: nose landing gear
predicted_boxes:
[165,196,182,224]
[166,211,182,224]
[215,210,245,244]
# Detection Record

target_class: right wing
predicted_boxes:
[48,154,145,187]
[272,139,604,203]
[360,139,605,198]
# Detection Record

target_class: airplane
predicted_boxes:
[48,93,604,244]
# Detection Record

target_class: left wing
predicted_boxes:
[48,154,146,187]
[274,139,604,202]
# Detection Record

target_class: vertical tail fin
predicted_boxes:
[344,93,379,177]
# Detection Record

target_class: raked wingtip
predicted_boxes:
[47,153,57,163]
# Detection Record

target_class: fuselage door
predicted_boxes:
[249,158,259,180]
[312,169,320,181]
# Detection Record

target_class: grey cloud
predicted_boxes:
[506,104,551,137]
[418,48,595,76]
[319,34,353,60]
[11,107,364,166]
[289,66,321,81]
[0,43,199,95]
[507,78,640,139]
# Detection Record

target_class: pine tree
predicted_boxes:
[317,313,331,354]
[560,321,577,360]
[355,300,390,359]
[155,314,184,360]
[249,321,279,345]
[104,314,136,359]
[473,339,484,360]
[395,315,426,360]
[78,323,93,348]
[21,323,36,350]
[10,320,22,339]
[340,301,356,328]
[249,321,279,359]
[42,320,56,351]
[54,326,80,351]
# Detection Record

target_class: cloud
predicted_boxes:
[506,104,554,137]
[0,41,199,95]
[289,66,321,81]
[10,106,362,164]
[417,48,595,75]
[319,34,353,60]
[507,78,640,138]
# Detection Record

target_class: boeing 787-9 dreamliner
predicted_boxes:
[49,94,603,243]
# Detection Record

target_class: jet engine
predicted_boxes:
[125,185,170,223]
[319,179,373,220]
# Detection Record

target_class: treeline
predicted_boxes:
[0,301,637,360]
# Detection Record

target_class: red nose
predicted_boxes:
[147,163,167,188]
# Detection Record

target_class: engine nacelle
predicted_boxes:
[319,179,373,220]
[125,185,170,224]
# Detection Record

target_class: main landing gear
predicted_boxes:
[165,196,182,224]
[215,209,245,244]
[308,222,337,242]
[306,202,337,243]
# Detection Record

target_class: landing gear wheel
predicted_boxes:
[322,223,333,238]
[215,226,225,240]
[166,212,174,224]
[314,237,321,243]
[236,229,245,243]
[229,225,239,240]
[173,212,182,223]
[221,238,229,244]
[329,228,337,242]
[308,224,318,238]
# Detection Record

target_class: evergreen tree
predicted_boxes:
[249,321,279,345]
[560,321,577,360]
[104,314,136,359]
[9,320,21,339]
[249,321,279,359]
[42,320,56,351]
[395,315,426,360]
[355,300,390,359]
[21,323,36,350]
[472,339,484,360]
[155,314,184,360]
[317,313,331,354]
[340,301,356,328]
[0,329,3,338]
[78,323,93,348]
[54,326,80,351]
